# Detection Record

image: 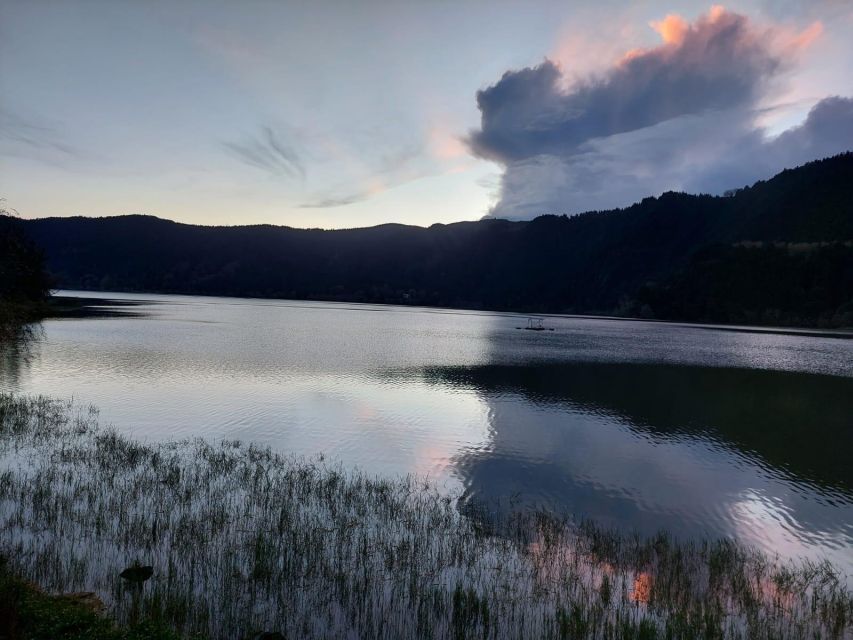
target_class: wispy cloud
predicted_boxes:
[0,108,79,164]
[296,140,433,209]
[298,193,368,209]
[225,116,472,210]
[223,127,305,179]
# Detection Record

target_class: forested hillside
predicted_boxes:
[20,153,853,327]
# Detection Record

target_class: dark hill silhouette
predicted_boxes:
[19,153,853,327]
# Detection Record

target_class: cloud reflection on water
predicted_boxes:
[416,361,853,570]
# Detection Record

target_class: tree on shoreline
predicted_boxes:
[1,207,51,321]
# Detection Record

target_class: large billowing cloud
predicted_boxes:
[468,6,853,219]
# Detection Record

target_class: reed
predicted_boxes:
[1,394,850,639]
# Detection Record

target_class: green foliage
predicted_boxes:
[451,583,491,639]
[0,556,193,640]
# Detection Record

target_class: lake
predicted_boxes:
[2,290,852,576]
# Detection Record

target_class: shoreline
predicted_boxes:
[47,289,853,339]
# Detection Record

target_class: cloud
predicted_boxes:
[469,8,782,164]
[297,193,367,209]
[428,123,470,162]
[0,108,79,164]
[223,127,305,179]
[296,141,435,209]
[766,95,853,162]
[680,95,853,194]
[224,122,450,209]
[468,6,849,219]
[297,175,392,210]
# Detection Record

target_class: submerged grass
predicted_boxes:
[0,394,850,639]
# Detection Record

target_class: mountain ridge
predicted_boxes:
[16,152,853,327]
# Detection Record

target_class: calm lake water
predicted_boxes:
[2,290,852,575]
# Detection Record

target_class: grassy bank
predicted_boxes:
[0,556,190,640]
[0,394,850,639]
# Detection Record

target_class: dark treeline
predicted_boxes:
[19,153,853,327]
[637,242,853,327]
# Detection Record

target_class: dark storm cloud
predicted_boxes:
[223,126,305,179]
[468,10,781,164]
[685,96,853,195]
[767,96,853,162]
[469,8,853,220]
[488,97,853,220]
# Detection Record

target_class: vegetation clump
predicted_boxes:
[1,394,851,639]
[0,555,189,640]
[0,210,51,333]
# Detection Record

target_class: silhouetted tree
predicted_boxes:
[1,209,51,306]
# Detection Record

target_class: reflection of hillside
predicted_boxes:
[422,362,853,494]
[450,395,853,568]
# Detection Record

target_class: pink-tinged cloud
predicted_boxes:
[466,6,850,219]
[650,14,689,45]
[468,7,789,164]
[789,21,824,50]
[428,124,468,161]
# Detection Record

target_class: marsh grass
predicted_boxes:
[1,394,850,639]
[0,554,191,640]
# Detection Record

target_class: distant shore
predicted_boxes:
[46,288,853,339]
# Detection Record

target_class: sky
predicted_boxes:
[1,0,852,229]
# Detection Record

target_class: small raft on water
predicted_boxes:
[517,317,555,331]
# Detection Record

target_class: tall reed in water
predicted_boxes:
[1,394,850,639]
